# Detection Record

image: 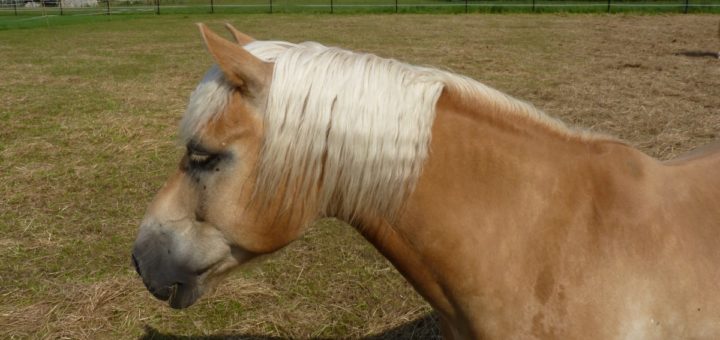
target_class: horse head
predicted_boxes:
[131,24,313,309]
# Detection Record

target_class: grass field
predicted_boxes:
[1,13,719,339]
[1,0,719,19]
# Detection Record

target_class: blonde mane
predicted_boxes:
[181,39,576,220]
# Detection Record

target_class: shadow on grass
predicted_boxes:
[674,50,720,59]
[140,313,440,340]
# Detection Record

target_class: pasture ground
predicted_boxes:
[1,13,719,339]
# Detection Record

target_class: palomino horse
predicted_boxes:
[132,24,720,339]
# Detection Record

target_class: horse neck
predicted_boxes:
[348,85,659,331]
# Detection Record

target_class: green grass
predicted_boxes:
[0,0,718,22]
[1,13,719,339]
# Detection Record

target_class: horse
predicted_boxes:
[132,23,720,339]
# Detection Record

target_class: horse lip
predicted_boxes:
[168,282,199,309]
[147,282,174,301]
[168,283,180,304]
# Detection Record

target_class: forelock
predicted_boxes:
[178,40,305,144]
[179,65,233,144]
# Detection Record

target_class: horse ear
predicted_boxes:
[224,23,255,46]
[197,23,272,94]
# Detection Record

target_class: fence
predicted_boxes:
[1,0,719,16]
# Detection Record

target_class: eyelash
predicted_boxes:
[189,151,211,164]
[187,148,220,170]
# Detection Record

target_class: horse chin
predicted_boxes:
[168,281,203,309]
[167,261,236,309]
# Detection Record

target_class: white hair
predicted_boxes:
[180,39,570,221]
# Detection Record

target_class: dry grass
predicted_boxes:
[1,13,719,339]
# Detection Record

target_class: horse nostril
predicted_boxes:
[132,253,142,277]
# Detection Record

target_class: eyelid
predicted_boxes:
[186,141,214,155]
[185,143,221,170]
[188,148,211,158]
[189,151,212,162]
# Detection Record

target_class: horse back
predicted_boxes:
[650,140,720,282]
[660,140,720,221]
[663,139,720,166]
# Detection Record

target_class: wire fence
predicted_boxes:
[1,0,718,16]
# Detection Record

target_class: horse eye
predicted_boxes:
[186,148,218,169]
[189,151,211,164]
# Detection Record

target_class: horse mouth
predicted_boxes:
[147,283,171,301]
[168,282,201,309]
[144,281,199,309]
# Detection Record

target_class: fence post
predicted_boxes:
[13,0,17,15]
[155,0,159,14]
[269,0,272,13]
[607,0,610,13]
[106,0,110,15]
[395,0,397,13]
[532,0,535,12]
[59,0,63,15]
[210,0,213,13]
[465,0,468,13]
[684,0,689,13]
[330,0,333,13]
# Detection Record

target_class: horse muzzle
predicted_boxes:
[131,224,203,309]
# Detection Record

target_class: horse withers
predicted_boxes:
[132,24,720,339]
